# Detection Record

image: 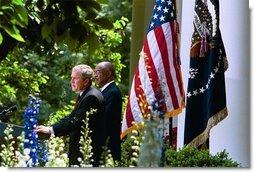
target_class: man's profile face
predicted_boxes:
[71,71,85,92]
[94,66,109,87]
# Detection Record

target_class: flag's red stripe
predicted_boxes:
[125,96,134,128]
[134,69,149,115]
[170,22,184,98]
[143,38,167,112]
[154,26,179,109]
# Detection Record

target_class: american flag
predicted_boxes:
[121,0,185,146]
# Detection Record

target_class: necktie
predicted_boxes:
[74,95,81,109]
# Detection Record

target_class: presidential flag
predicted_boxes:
[121,0,185,148]
[184,0,228,147]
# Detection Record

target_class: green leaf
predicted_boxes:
[0,33,3,45]
[0,6,14,12]
[1,24,25,42]
[97,0,108,4]
[15,6,28,26]
[12,0,23,5]
[41,23,51,39]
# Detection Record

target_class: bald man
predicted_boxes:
[94,61,122,162]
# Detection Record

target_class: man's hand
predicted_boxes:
[35,125,54,140]
[35,125,52,134]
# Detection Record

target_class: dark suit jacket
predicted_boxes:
[101,82,122,161]
[52,86,105,167]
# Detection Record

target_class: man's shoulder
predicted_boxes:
[85,87,103,100]
[89,87,102,94]
[104,83,121,94]
[103,85,122,101]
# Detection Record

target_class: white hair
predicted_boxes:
[72,64,94,79]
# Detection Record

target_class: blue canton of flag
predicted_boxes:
[148,0,176,31]
[184,0,228,147]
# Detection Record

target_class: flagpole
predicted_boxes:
[168,117,173,147]
[129,0,153,86]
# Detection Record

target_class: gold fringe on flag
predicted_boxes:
[187,107,228,148]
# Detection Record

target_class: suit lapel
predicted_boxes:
[75,87,92,110]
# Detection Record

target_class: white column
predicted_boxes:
[178,0,250,167]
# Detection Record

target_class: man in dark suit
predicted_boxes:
[35,64,106,167]
[94,61,122,162]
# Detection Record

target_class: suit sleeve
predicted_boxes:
[105,90,122,136]
[52,95,101,137]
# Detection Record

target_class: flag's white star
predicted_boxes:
[199,87,205,93]
[187,92,192,98]
[193,90,198,96]
[163,7,169,13]
[208,79,211,84]
[153,13,158,19]
[167,0,172,6]
[210,72,215,79]
[150,22,154,28]
[160,15,165,21]
[157,6,162,11]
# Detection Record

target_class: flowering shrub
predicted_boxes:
[0,125,30,167]
[44,136,68,167]
[23,95,41,166]
[0,100,240,168]
[120,129,141,167]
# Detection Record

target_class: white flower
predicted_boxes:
[131,157,138,162]
[59,147,64,152]
[77,157,82,162]
[62,153,68,159]
[132,152,138,157]
[130,135,136,140]
[131,146,140,150]
[23,148,30,155]
[131,130,138,135]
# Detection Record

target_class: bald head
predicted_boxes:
[97,61,116,78]
[94,61,116,87]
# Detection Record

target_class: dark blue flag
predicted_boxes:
[184,0,228,147]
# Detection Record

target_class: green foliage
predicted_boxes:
[25,0,113,49]
[0,16,127,125]
[165,146,240,167]
[46,103,74,126]
[100,0,132,22]
[0,56,48,124]
[0,0,115,61]
[0,125,25,167]
[0,0,28,44]
[0,57,48,105]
